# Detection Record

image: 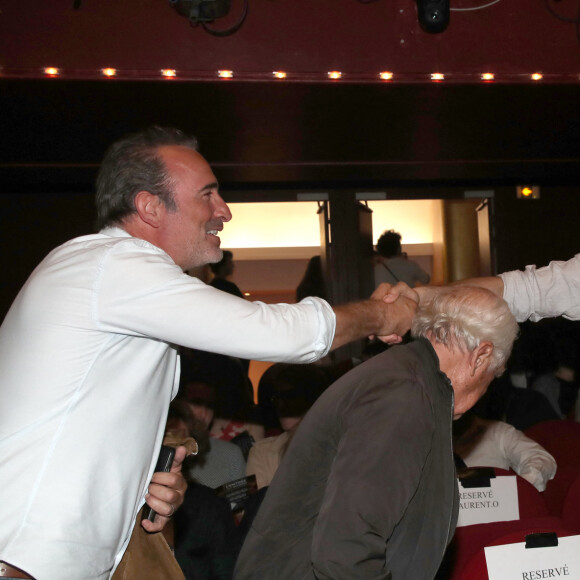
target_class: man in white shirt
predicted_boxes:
[0,127,417,580]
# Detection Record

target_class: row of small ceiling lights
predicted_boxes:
[38,67,552,82]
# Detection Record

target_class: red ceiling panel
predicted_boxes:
[1,0,579,82]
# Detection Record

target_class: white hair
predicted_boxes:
[411,285,519,376]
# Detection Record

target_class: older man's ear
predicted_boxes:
[470,342,494,377]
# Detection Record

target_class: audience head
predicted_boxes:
[180,348,255,419]
[95,126,199,230]
[412,286,519,418]
[296,255,327,302]
[376,230,402,259]
[166,398,210,457]
[177,380,217,430]
[259,363,331,431]
[210,250,235,278]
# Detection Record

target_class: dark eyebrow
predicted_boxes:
[197,182,219,194]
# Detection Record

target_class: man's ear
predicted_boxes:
[134,190,165,228]
[470,341,494,376]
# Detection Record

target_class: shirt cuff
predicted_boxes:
[300,297,336,360]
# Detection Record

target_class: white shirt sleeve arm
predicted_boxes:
[499,253,580,322]
[495,422,557,492]
[95,240,336,364]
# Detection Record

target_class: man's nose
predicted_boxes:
[214,194,232,222]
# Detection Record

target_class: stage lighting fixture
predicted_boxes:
[416,0,449,33]
[169,0,231,23]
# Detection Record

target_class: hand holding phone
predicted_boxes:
[141,445,176,522]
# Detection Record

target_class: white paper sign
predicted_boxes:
[485,535,580,580]
[456,475,520,527]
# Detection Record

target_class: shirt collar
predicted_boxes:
[99,225,133,239]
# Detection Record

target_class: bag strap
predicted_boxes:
[382,262,400,283]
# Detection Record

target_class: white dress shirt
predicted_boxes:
[0,227,335,580]
[500,253,580,322]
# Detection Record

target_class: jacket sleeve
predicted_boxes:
[310,376,434,580]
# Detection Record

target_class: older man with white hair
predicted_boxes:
[234,286,519,580]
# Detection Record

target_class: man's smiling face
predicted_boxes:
[156,145,232,270]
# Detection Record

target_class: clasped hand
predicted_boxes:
[370,281,419,344]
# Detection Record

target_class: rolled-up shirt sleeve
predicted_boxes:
[95,238,336,364]
[499,253,580,322]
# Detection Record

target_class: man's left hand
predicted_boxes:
[141,445,188,533]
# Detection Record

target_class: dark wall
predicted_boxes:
[0,192,95,321]
[493,186,580,273]
[2,80,579,191]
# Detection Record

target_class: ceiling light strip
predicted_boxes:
[0,68,577,83]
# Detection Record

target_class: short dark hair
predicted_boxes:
[259,363,331,418]
[95,126,199,229]
[209,250,233,275]
[376,230,402,258]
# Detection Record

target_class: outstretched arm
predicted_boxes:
[450,276,504,297]
[382,277,504,307]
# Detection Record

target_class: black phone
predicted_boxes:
[141,445,176,522]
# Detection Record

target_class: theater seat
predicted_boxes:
[524,421,580,516]
[440,518,565,580]
[561,473,580,533]
[491,468,549,519]
[524,420,580,469]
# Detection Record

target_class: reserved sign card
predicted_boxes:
[485,535,580,579]
[456,475,519,527]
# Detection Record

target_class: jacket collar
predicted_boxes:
[413,336,454,391]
